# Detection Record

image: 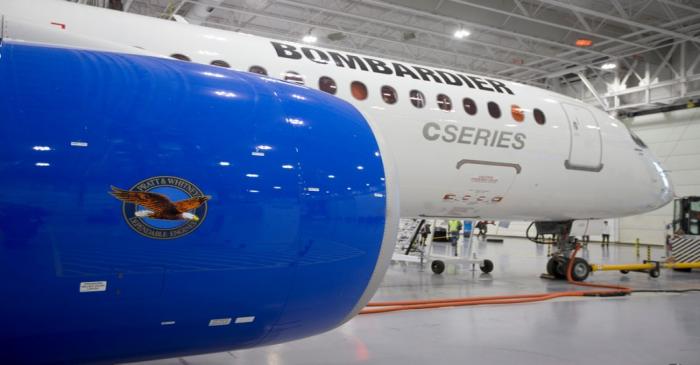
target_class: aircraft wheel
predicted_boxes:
[431,260,445,274]
[649,268,661,278]
[546,258,558,276]
[554,259,569,280]
[480,259,494,274]
[570,258,590,282]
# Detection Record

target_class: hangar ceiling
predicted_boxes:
[78,0,700,114]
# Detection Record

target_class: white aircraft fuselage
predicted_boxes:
[0,0,674,221]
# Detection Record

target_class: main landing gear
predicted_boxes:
[531,221,591,282]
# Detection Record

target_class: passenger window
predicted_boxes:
[437,94,452,111]
[381,85,397,105]
[351,81,368,100]
[463,98,477,115]
[284,71,304,85]
[170,53,191,61]
[248,65,267,75]
[488,101,501,118]
[534,108,546,125]
[409,90,425,108]
[319,76,337,94]
[211,60,230,68]
[511,105,524,122]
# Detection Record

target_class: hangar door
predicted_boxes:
[561,103,603,172]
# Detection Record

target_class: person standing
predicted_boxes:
[419,223,431,247]
[448,220,462,256]
[602,221,610,247]
[475,221,485,238]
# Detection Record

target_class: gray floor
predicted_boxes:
[130,237,700,365]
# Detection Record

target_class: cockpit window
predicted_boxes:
[629,130,647,148]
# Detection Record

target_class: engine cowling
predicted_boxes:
[0,42,398,364]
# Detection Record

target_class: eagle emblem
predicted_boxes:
[110,176,210,239]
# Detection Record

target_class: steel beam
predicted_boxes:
[538,0,700,43]
[577,71,608,110]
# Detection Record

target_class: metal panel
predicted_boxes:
[561,103,603,172]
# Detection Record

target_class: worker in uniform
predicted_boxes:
[448,220,462,257]
[419,223,431,247]
[601,220,610,247]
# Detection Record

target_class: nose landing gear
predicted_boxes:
[532,220,591,281]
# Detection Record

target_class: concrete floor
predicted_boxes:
[130,237,700,365]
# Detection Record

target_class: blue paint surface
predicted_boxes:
[0,42,387,364]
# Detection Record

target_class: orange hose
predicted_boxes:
[359,244,631,315]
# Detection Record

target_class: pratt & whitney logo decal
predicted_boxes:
[109,176,211,240]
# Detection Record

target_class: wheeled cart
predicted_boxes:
[427,223,494,275]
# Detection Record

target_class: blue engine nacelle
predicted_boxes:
[0,42,398,364]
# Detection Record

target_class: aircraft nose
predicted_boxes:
[645,155,674,209]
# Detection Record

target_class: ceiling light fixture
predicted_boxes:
[453,29,470,39]
[601,62,617,70]
[575,39,593,47]
[302,34,317,43]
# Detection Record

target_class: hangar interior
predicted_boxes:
[17,1,700,364]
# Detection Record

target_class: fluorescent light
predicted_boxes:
[281,164,294,169]
[302,34,317,43]
[245,173,259,178]
[601,62,617,70]
[256,145,272,150]
[218,161,230,166]
[453,29,470,39]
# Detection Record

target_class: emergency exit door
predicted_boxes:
[561,103,603,172]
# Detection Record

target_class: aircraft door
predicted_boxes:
[561,103,603,172]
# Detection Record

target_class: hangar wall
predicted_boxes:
[620,107,700,245]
